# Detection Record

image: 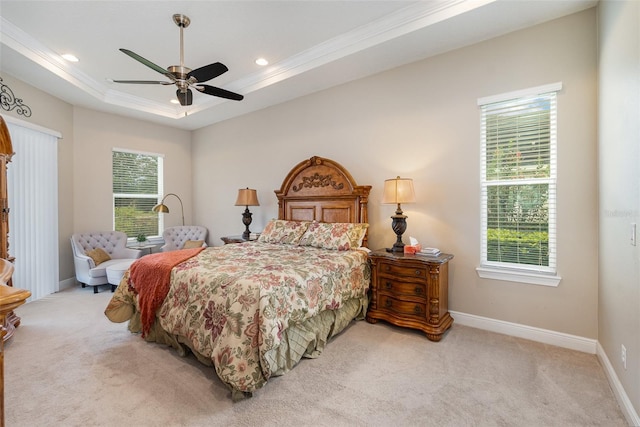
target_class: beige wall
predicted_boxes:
[72,107,192,233]
[598,0,640,415]
[193,10,598,338]
[0,74,192,283]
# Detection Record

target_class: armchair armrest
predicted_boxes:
[75,253,96,269]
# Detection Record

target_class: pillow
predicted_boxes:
[257,219,310,245]
[298,222,369,251]
[182,240,204,249]
[85,248,111,266]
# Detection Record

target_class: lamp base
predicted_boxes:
[386,243,405,253]
[388,211,408,253]
[241,207,253,241]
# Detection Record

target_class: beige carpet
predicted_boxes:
[4,286,627,426]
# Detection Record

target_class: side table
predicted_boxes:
[366,249,454,341]
[221,234,259,244]
[127,243,156,256]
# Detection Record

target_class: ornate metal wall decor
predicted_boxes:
[292,173,344,192]
[0,77,32,117]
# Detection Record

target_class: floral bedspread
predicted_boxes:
[106,242,370,395]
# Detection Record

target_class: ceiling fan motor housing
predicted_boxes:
[173,14,190,28]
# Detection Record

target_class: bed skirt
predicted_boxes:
[123,295,369,400]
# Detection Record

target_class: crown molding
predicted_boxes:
[231,0,496,94]
[1,1,495,120]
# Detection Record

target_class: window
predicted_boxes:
[112,149,163,238]
[477,83,561,286]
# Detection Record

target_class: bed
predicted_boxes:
[105,156,372,400]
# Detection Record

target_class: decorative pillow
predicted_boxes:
[298,222,369,251]
[85,248,111,266]
[258,219,310,245]
[182,240,204,249]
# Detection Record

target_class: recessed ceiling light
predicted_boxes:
[255,58,269,66]
[61,53,79,62]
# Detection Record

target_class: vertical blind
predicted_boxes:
[479,84,559,272]
[7,121,59,301]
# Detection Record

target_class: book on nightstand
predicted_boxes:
[416,247,441,256]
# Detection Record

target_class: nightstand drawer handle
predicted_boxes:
[385,281,393,290]
[415,286,423,294]
[385,299,392,308]
[414,305,423,314]
[415,270,421,276]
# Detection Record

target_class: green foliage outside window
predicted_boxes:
[113,151,161,238]
[484,97,552,267]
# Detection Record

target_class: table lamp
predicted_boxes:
[382,176,415,252]
[235,188,260,240]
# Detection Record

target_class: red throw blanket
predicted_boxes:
[128,247,204,337]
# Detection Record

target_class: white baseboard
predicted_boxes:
[58,277,76,291]
[450,310,597,353]
[450,310,639,425]
[597,342,640,427]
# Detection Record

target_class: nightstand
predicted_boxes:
[366,249,454,341]
[220,234,259,244]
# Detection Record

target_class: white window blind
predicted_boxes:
[479,83,560,276]
[112,149,163,238]
[7,121,60,301]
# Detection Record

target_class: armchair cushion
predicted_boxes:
[161,226,208,252]
[183,239,205,249]
[86,248,111,265]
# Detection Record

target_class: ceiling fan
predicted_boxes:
[112,14,243,106]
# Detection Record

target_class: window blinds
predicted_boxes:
[479,85,558,272]
[112,149,163,238]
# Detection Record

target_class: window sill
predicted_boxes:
[476,266,561,287]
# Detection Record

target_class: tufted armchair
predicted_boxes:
[70,231,142,293]
[161,225,208,252]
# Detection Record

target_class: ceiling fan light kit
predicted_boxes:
[113,14,243,106]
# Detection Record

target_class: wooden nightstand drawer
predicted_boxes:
[378,262,427,281]
[378,278,427,301]
[378,294,427,318]
[367,249,454,342]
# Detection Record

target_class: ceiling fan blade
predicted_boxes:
[112,80,173,85]
[187,62,228,83]
[176,89,193,106]
[196,85,244,101]
[119,48,175,79]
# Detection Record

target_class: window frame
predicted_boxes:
[112,148,164,241]
[476,82,562,287]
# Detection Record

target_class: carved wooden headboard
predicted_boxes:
[275,156,371,245]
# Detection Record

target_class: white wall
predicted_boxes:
[192,9,598,339]
[598,0,640,416]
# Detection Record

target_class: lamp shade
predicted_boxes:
[235,188,260,206]
[152,204,170,213]
[382,176,416,205]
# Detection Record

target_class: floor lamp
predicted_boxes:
[152,193,185,226]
